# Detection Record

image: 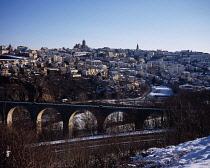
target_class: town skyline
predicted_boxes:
[1,42,210,54]
[1,0,210,53]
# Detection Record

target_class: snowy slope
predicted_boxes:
[129,135,210,167]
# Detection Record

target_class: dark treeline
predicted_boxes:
[162,90,210,144]
[0,75,150,103]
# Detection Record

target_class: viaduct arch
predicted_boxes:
[68,110,98,137]
[36,108,63,134]
[6,106,32,128]
[103,111,132,132]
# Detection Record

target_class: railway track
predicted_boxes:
[24,131,167,167]
[29,131,166,155]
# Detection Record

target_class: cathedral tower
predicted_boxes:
[82,40,86,48]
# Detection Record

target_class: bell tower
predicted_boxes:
[82,40,86,48]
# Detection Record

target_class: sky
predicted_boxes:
[1,0,210,52]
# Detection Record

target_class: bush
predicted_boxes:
[162,90,210,145]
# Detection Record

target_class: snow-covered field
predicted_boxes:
[147,85,173,98]
[128,135,210,167]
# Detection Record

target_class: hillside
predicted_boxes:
[122,135,210,167]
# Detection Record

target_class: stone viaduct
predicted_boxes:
[0,101,166,136]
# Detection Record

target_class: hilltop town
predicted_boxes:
[1,40,210,102]
[1,41,210,167]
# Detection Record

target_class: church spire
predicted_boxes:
[136,43,139,50]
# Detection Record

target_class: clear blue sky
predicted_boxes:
[1,0,210,52]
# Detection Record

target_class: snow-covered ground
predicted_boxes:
[129,135,210,167]
[147,85,173,98]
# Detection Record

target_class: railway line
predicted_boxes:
[28,130,167,158]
